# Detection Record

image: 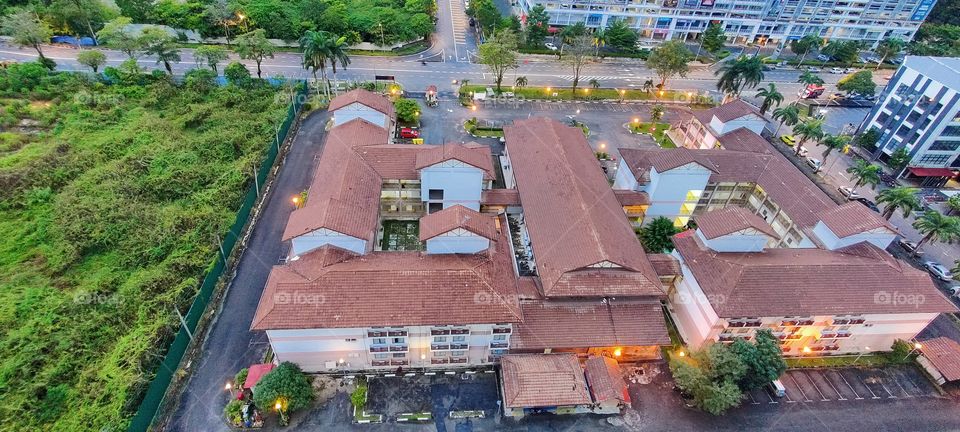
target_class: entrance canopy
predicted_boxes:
[908,167,957,178]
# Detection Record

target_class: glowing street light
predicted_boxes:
[225,382,233,391]
[613,348,622,357]
[599,142,607,150]
[291,196,301,208]
[470,105,477,112]
[677,350,686,357]
[802,346,812,354]
[632,117,639,124]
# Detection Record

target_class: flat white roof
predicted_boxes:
[903,56,960,90]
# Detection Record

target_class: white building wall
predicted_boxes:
[332,102,389,129]
[812,222,897,250]
[643,164,712,225]
[291,228,368,256]
[696,229,771,253]
[420,162,484,210]
[425,229,490,254]
[612,158,639,191]
[709,115,765,136]
[668,249,722,351]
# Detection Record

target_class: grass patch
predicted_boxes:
[348,40,430,57]
[785,354,897,369]
[460,85,709,103]
[397,412,433,422]
[463,118,504,138]
[381,220,421,251]
[629,122,675,148]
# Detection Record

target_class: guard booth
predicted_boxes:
[426,85,438,107]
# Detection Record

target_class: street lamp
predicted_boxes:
[291,196,300,208]
[613,347,622,357]
[677,350,686,357]
[853,346,871,364]
[275,399,288,426]
[225,382,233,391]
[904,342,923,361]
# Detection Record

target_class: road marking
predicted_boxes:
[447,0,460,60]
[818,371,846,400]
[883,370,913,398]
[802,371,830,401]
[746,391,760,405]
[834,370,863,400]
[788,372,813,402]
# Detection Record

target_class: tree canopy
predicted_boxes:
[252,362,315,413]
[477,29,518,92]
[837,70,876,97]
[700,23,725,54]
[646,40,693,88]
[637,216,679,253]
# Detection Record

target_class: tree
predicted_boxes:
[604,19,637,53]
[650,104,665,122]
[852,128,881,151]
[252,362,315,415]
[845,159,881,191]
[877,187,920,220]
[909,23,960,57]
[701,23,726,54]
[589,78,600,89]
[874,37,905,69]
[887,147,911,171]
[789,34,822,65]
[819,134,851,169]
[647,40,693,88]
[730,330,787,391]
[394,98,420,123]
[797,70,824,86]
[637,216,679,253]
[755,83,783,115]
[194,45,229,74]
[224,61,251,85]
[715,55,764,100]
[325,33,351,94]
[477,29,518,92]
[205,0,236,43]
[947,194,960,216]
[76,49,107,73]
[523,5,550,48]
[410,13,434,39]
[822,40,862,66]
[300,30,333,97]
[912,211,960,251]
[514,75,527,88]
[97,17,143,59]
[772,105,800,136]
[235,29,276,79]
[555,22,587,58]
[140,27,181,75]
[670,344,746,416]
[565,34,594,95]
[592,28,606,57]
[837,70,877,97]
[794,118,825,155]
[1,11,53,63]
[47,0,109,44]
[471,0,501,37]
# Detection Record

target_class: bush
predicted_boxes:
[637,216,680,253]
[235,368,249,389]
[252,362,315,413]
[224,62,252,86]
[393,98,420,123]
[224,400,243,425]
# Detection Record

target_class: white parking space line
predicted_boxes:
[883,370,913,398]
[746,391,760,405]
[788,373,813,402]
[833,370,863,400]
[817,371,846,401]
[801,371,830,401]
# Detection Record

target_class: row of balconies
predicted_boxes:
[431,343,469,351]
[372,359,409,366]
[727,318,866,329]
[492,327,512,334]
[431,328,470,335]
[367,330,407,337]
[432,357,469,364]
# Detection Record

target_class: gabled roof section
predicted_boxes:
[504,118,662,298]
[706,99,761,122]
[414,143,495,180]
[512,300,670,350]
[716,127,772,154]
[501,354,592,409]
[818,202,897,238]
[919,336,960,382]
[696,207,781,240]
[419,205,499,241]
[328,88,396,119]
[584,356,629,404]
[672,232,957,317]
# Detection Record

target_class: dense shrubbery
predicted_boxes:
[0,62,289,431]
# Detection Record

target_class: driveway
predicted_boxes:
[159,110,330,432]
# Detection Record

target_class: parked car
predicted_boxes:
[838,186,862,200]
[880,172,900,187]
[899,238,920,254]
[828,92,846,101]
[858,55,871,63]
[948,286,960,299]
[797,146,809,157]
[816,54,831,62]
[544,42,558,51]
[852,197,880,212]
[807,66,822,72]
[399,127,420,138]
[780,135,796,146]
[889,57,904,65]
[806,157,822,170]
[866,55,881,63]
[829,67,844,74]
[924,261,955,281]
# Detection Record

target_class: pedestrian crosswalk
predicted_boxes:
[556,75,634,82]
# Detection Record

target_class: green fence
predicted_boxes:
[127,82,309,432]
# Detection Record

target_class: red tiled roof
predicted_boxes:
[414,143,495,180]
[328,89,396,118]
[716,127,772,153]
[355,144,423,180]
[618,147,835,229]
[705,99,761,123]
[672,233,958,317]
[418,205,499,241]
[244,363,275,390]
[613,189,650,206]
[695,207,781,240]
[254,216,522,330]
[481,189,521,206]
[512,300,670,350]
[920,337,960,382]
[817,202,897,238]
[500,354,592,409]
[647,253,681,277]
[504,118,662,298]
[584,356,629,404]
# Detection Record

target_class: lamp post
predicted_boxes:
[904,342,922,361]
[853,346,870,364]
[275,400,288,426]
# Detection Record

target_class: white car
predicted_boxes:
[924,262,954,281]
[948,286,960,299]
[838,186,861,200]
[829,67,844,74]
[806,157,822,170]
[844,67,857,73]
[797,146,809,157]
[807,66,822,72]
[544,42,558,51]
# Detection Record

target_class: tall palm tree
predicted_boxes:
[772,105,800,136]
[593,29,606,57]
[845,159,881,191]
[514,76,527,88]
[876,186,920,220]
[755,83,783,115]
[642,79,655,93]
[912,211,960,251]
[818,134,850,170]
[326,33,351,95]
[793,118,825,155]
[589,78,600,89]
[300,30,333,97]
[714,55,765,101]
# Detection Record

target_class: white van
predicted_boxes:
[769,379,786,397]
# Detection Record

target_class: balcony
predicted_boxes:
[450,357,468,364]
[372,360,390,366]
[492,327,511,334]
[388,330,407,337]
[431,344,450,351]
[370,346,389,353]
[490,342,509,349]
[451,329,470,335]
[368,331,387,337]
[451,343,469,350]
[431,329,451,336]
[389,345,408,352]
[391,359,409,366]
[431,358,450,364]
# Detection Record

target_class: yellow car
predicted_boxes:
[780,135,797,146]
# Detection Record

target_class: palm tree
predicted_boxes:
[845,159,881,191]
[912,211,960,251]
[772,105,800,136]
[714,55,764,101]
[818,134,850,170]
[642,79,655,93]
[797,70,824,86]
[589,78,600,89]
[650,104,665,122]
[300,30,333,97]
[514,76,527,88]
[793,118,825,155]
[876,186,920,220]
[755,83,783,115]
[593,29,606,57]
[326,33,351,95]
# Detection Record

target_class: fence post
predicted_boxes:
[176,309,194,341]
[253,165,260,197]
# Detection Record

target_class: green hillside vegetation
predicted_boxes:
[0,62,289,430]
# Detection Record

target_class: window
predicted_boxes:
[876,112,890,124]
[428,189,444,200]
[491,349,507,356]
[391,337,406,344]
[917,154,952,166]
[930,140,960,151]
[373,353,389,359]
[428,202,443,213]
[493,334,507,341]
[942,125,960,136]
[392,353,406,358]
[452,350,466,357]
[433,351,448,357]
[452,335,466,342]
[433,336,447,343]
[372,338,387,345]
[345,338,357,342]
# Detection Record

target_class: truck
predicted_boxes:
[799,84,825,99]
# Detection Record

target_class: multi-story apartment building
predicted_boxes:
[519,0,935,47]
[858,56,960,187]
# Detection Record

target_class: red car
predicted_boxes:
[399,127,420,138]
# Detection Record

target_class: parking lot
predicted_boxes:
[744,365,941,406]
